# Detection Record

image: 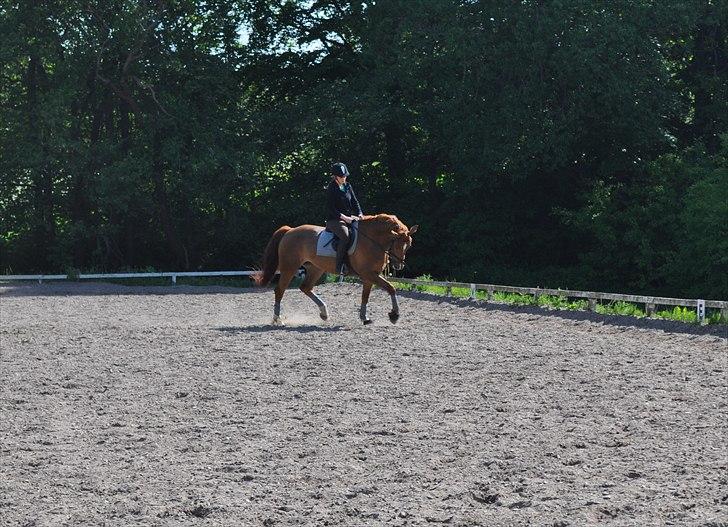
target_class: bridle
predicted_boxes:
[354,221,408,269]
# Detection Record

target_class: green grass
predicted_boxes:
[706,311,725,324]
[655,305,697,324]
[538,294,590,311]
[489,291,591,310]
[391,274,472,298]
[389,275,725,325]
[654,305,723,325]
[596,301,646,318]
[394,277,591,311]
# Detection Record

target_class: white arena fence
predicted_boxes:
[386,277,727,325]
[0,270,259,284]
[1,271,726,324]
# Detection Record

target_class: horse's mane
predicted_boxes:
[363,213,408,234]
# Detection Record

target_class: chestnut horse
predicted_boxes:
[255,214,418,325]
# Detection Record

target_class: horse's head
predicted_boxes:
[388,224,418,271]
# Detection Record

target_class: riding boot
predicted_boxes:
[335,240,348,275]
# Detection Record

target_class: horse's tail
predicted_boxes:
[254,226,292,286]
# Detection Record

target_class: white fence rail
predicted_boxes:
[0,270,257,284]
[388,277,727,324]
[2,271,725,324]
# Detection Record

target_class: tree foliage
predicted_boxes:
[1,0,726,299]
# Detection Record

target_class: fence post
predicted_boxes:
[588,298,597,311]
[470,283,476,300]
[172,275,177,284]
[445,285,452,297]
[646,299,656,317]
[722,307,728,324]
[697,299,706,325]
[486,287,494,302]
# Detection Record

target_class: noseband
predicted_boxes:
[386,237,406,268]
[356,223,407,268]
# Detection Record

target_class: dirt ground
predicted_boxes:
[1,281,726,526]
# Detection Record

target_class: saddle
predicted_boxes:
[316,221,359,258]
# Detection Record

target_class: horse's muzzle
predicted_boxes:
[393,262,405,271]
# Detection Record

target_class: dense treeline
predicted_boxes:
[1,0,726,299]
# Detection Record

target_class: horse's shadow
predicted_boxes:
[217,324,345,334]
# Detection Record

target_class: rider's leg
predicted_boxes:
[326,220,350,274]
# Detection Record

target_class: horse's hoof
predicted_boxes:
[389,311,399,324]
[362,318,373,325]
[320,312,328,321]
[272,316,284,326]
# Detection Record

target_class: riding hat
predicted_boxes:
[331,162,350,178]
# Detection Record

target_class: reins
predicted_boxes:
[354,221,408,269]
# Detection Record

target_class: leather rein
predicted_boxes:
[352,221,406,268]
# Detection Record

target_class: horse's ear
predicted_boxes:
[409,225,419,234]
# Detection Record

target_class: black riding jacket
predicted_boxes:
[326,180,362,220]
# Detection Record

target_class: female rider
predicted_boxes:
[326,162,363,274]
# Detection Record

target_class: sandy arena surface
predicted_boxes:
[0,281,726,526]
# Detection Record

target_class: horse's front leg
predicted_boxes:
[364,273,400,324]
[360,281,374,325]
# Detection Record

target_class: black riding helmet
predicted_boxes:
[331,162,350,178]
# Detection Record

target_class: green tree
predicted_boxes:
[1,0,725,300]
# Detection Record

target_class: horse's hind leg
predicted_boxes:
[273,267,297,325]
[300,264,328,320]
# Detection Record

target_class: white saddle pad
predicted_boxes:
[316,223,359,258]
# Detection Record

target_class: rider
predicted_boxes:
[326,162,363,274]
